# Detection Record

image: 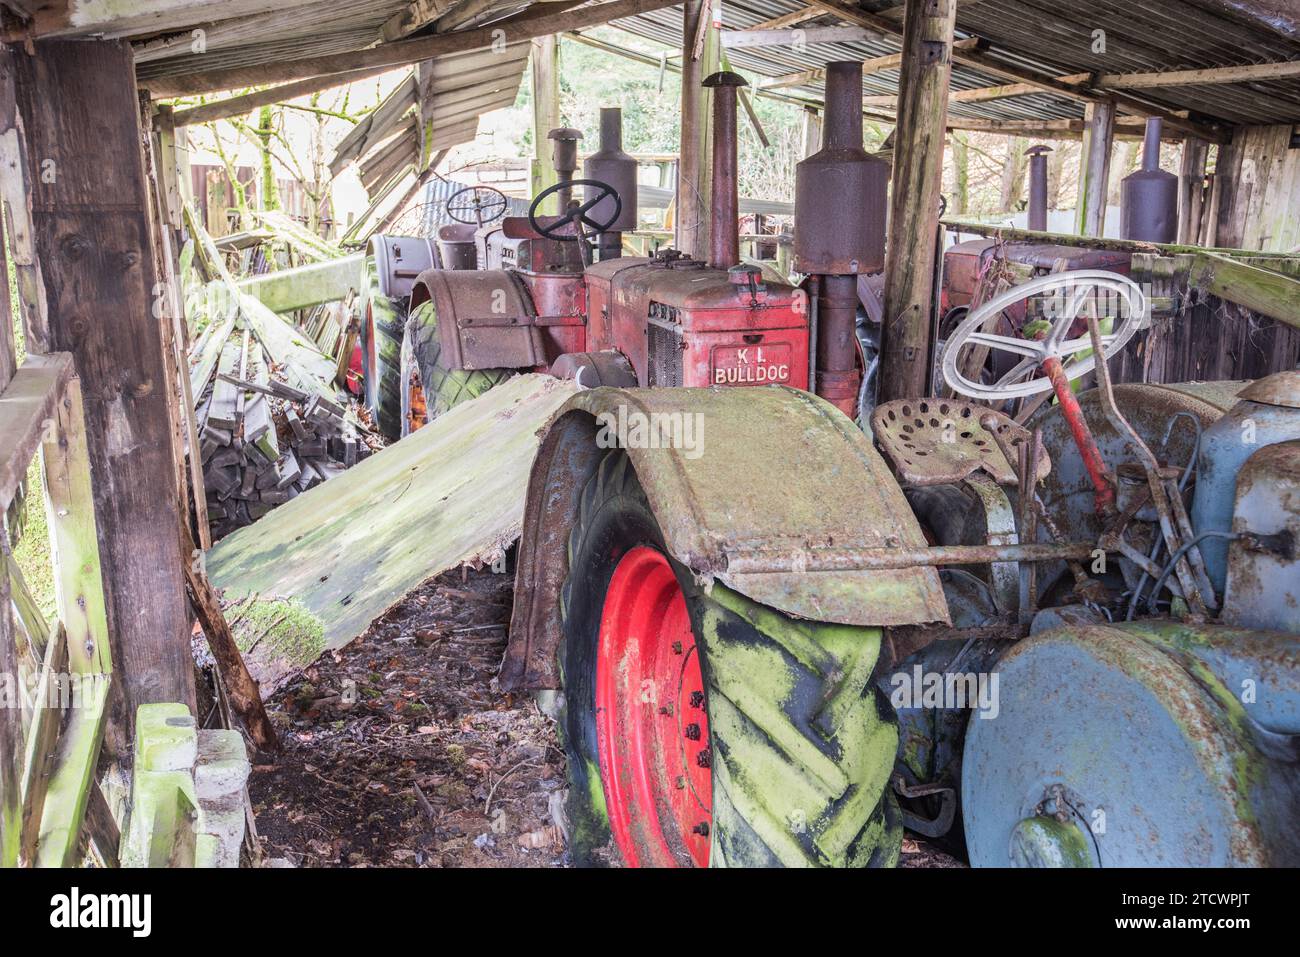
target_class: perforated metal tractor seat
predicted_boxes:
[870,398,1051,488]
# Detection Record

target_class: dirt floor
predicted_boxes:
[247,564,964,869]
[248,566,568,867]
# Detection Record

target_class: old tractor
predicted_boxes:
[453,62,1295,868]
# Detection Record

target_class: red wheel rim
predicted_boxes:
[595,547,712,867]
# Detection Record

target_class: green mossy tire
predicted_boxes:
[557,449,902,867]
[399,299,514,437]
[360,258,405,440]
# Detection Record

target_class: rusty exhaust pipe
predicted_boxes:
[794,60,889,419]
[547,127,582,211]
[1026,144,1051,232]
[703,71,746,271]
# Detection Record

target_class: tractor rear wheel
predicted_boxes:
[558,450,902,867]
[360,258,405,440]
[400,299,514,437]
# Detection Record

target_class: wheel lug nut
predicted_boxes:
[684,723,701,741]
[696,747,711,768]
[689,690,704,709]
[693,822,710,837]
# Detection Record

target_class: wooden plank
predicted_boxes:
[1097,60,1300,89]
[677,0,720,258]
[0,525,18,866]
[382,0,456,42]
[941,219,1300,259]
[183,527,278,753]
[19,624,67,864]
[0,352,74,510]
[1178,137,1209,245]
[208,374,577,693]
[530,34,561,208]
[0,58,50,353]
[237,253,366,313]
[1076,100,1116,237]
[1194,252,1300,330]
[878,0,957,402]
[13,40,193,762]
[723,25,873,48]
[32,674,110,868]
[143,0,686,97]
[2,0,322,42]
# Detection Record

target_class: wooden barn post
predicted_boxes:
[9,40,195,764]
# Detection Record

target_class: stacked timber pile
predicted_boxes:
[185,209,376,539]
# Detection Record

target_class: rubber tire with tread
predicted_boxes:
[557,449,902,867]
[360,258,405,440]
[400,299,514,436]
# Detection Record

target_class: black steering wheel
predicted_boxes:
[445,185,507,227]
[528,179,622,241]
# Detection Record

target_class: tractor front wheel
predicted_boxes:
[400,299,514,436]
[558,450,902,867]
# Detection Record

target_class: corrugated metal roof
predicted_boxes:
[120,1,1300,128]
[610,0,1300,127]
[354,43,533,199]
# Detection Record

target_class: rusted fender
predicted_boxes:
[504,383,948,690]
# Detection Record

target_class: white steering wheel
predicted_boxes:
[940,269,1148,400]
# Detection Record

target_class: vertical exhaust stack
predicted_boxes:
[702,72,746,271]
[1120,117,1178,243]
[794,60,890,418]
[1026,145,1051,231]
[584,108,639,261]
[547,127,582,212]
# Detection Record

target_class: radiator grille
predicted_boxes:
[647,318,683,388]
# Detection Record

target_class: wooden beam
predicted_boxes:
[800,105,822,158]
[1194,253,1300,330]
[0,521,17,867]
[879,0,957,403]
[183,530,279,754]
[1076,100,1116,236]
[530,33,561,211]
[145,0,681,97]
[723,25,873,48]
[1097,60,1300,90]
[676,0,719,258]
[1179,137,1209,245]
[171,67,383,126]
[1,0,322,42]
[941,219,1300,259]
[381,0,456,42]
[0,353,74,510]
[749,7,823,30]
[12,41,195,764]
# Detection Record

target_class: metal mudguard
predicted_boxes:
[503,384,948,690]
[410,267,547,371]
[369,234,439,300]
